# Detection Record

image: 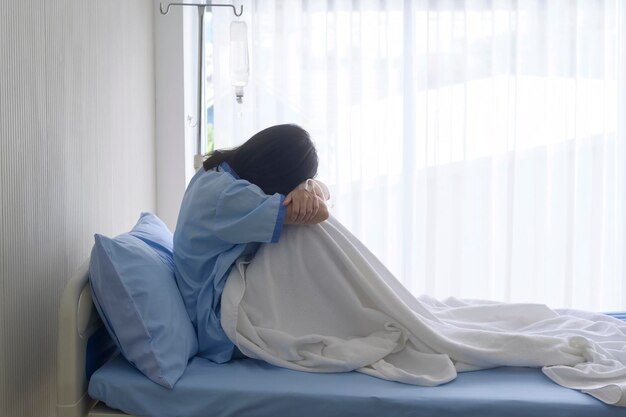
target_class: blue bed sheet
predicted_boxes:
[89,353,625,417]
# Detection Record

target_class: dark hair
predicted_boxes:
[203,124,319,195]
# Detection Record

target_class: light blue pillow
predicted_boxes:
[89,214,198,388]
[129,212,174,270]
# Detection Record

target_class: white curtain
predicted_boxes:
[212,0,626,311]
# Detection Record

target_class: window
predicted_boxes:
[208,1,626,311]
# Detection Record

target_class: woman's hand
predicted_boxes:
[283,188,320,223]
[309,180,330,201]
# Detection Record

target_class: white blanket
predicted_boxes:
[221,217,626,406]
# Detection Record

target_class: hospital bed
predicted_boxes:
[57,261,626,417]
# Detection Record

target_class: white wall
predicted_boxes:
[154,1,199,231]
[154,2,188,230]
[0,1,156,416]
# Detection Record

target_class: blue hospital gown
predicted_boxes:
[173,162,286,363]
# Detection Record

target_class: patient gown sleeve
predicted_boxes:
[213,180,286,244]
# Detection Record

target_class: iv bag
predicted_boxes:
[230,21,249,102]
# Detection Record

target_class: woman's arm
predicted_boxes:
[283,185,329,225]
[309,180,330,201]
[297,179,330,201]
[284,195,328,224]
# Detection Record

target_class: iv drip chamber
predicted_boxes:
[230,21,249,103]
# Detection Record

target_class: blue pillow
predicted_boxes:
[129,212,175,270]
[89,214,198,388]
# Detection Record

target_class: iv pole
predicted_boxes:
[159,2,244,170]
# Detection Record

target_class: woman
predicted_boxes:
[173,124,330,363]
[175,124,626,406]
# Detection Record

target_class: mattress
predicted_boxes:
[89,353,626,417]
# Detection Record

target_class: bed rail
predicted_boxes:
[57,260,130,417]
[57,259,145,417]
[57,260,105,417]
